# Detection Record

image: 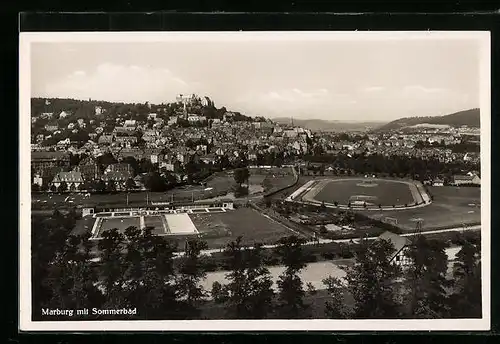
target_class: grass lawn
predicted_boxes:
[190,207,295,249]
[314,179,415,206]
[363,186,481,231]
[262,174,296,192]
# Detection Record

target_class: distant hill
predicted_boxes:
[272,118,386,132]
[374,108,480,132]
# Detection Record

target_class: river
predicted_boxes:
[200,246,463,295]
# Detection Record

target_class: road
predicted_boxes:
[200,246,463,297]
[174,224,481,257]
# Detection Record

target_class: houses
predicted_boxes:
[44,124,59,132]
[105,163,134,175]
[147,150,163,164]
[115,135,138,147]
[50,171,84,191]
[98,134,115,145]
[161,158,182,172]
[376,231,412,267]
[452,174,481,186]
[187,114,207,123]
[114,126,135,134]
[36,134,45,143]
[59,111,71,119]
[40,112,54,119]
[95,106,104,115]
[33,174,43,187]
[117,148,145,161]
[168,116,179,126]
[56,138,71,147]
[124,119,137,128]
[32,151,71,170]
[200,96,214,107]
[432,178,444,187]
[73,156,101,181]
[101,171,132,190]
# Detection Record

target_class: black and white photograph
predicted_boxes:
[19,31,491,331]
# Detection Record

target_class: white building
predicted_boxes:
[59,111,71,119]
[376,231,412,268]
[124,119,137,127]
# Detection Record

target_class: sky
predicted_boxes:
[30,36,481,121]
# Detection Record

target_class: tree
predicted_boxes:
[323,276,349,318]
[216,238,275,319]
[97,228,129,309]
[45,233,103,314]
[96,152,117,170]
[106,180,117,193]
[233,167,250,187]
[121,226,179,319]
[32,215,81,319]
[175,240,209,319]
[319,225,328,235]
[403,236,451,318]
[144,172,167,192]
[448,241,482,318]
[93,179,106,193]
[274,235,309,318]
[125,178,136,191]
[344,238,403,319]
[139,158,156,174]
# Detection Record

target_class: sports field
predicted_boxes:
[190,207,296,249]
[312,178,418,207]
[91,213,200,239]
[363,186,481,231]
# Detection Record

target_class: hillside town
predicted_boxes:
[30,95,480,194]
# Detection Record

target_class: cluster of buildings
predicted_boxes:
[316,129,480,164]
[31,151,138,191]
[30,95,481,192]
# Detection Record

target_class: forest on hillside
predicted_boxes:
[375,109,480,132]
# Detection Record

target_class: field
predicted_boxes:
[32,168,296,210]
[190,207,296,249]
[362,186,481,231]
[312,179,417,206]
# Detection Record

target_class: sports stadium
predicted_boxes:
[287,177,431,210]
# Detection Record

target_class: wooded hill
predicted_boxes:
[373,108,480,132]
[31,97,255,122]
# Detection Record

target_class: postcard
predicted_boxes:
[19,31,490,331]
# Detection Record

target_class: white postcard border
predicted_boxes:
[19,31,491,332]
